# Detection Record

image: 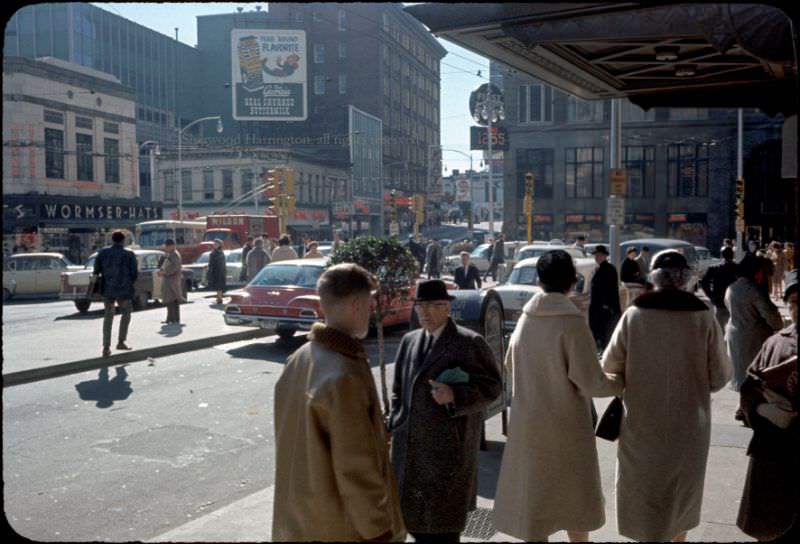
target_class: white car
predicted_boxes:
[514,243,587,261]
[694,246,721,278]
[489,255,596,331]
[3,252,82,301]
[444,241,527,275]
[184,248,245,289]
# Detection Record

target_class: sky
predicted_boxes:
[92,2,490,174]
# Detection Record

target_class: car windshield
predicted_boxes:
[696,248,710,259]
[470,245,489,259]
[508,265,539,286]
[86,256,96,268]
[250,264,323,288]
[227,251,242,263]
[195,251,211,264]
[516,248,548,260]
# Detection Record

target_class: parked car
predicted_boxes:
[3,253,82,301]
[224,258,456,339]
[59,249,194,313]
[619,238,701,291]
[444,241,527,275]
[184,248,245,289]
[514,243,586,261]
[489,255,596,330]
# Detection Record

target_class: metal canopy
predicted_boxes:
[405,2,798,116]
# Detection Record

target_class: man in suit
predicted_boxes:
[588,245,621,351]
[390,280,502,543]
[454,251,482,290]
[94,230,138,357]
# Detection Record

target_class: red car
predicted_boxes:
[224,258,455,339]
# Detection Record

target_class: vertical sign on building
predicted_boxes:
[231,29,307,121]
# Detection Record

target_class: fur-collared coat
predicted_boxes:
[272,323,406,542]
[493,292,624,541]
[389,318,502,534]
[159,250,183,303]
[601,288,732,542]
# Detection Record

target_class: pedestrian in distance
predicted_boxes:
[601,251,732,542]
[700,246,738,330]
[453,251,482,290]
[240,235,254,282]
[483,234,505,282]
[634,245,650,280]
[389,279,502,543]
[271,234,299,262]
[407,235,426,275]
[721,238,734,254]
[747,239,760,257]
[207,239,226,305]
[157,238,183,325]
[725,254,783,394]
[768,241,787,300]
[303,241,323,259]
[736,268,798,542]
[621,246,646,286]
[785,242,795,270]
[245,238,270,281]
[588,244,621,352]
[493,250,623,542]
[272,263,406,542]
[425,239,443,279]
[572,234,587,252]
[93,230,138,357]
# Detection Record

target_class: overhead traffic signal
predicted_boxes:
[524,171,534,197]
[735,177,745,219]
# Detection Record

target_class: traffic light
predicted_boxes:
[262,169,277,199]
[415,194,425,224]
[525,171,534,197]
[735,177,745,219]
[285,168,295,195]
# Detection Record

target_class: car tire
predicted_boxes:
[132,293,148,311]
[276,329,295,341]
[74,299,91,313]
[479,291,505,360]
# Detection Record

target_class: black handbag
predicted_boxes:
[595,396,623,441]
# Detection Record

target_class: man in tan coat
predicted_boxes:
[493,250,623,542]
[272,263,406,542]
[157,239,183,325]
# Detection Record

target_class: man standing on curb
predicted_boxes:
[94,230,138,358]
[158,239,183,325]
[273,263,406,542]
[588,244,621,351]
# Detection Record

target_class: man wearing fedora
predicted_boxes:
[589,244,621,351]
[389,280,502,543]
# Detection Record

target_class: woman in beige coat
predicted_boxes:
[602,251,732,542]
[493,250,623,542]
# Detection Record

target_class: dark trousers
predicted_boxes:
[102,297,131,349]
[166,301,180,323]
[411,532,460,543]
[589,306,619,351]
[484,260,502,282]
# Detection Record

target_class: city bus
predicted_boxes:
[135,220,206,264]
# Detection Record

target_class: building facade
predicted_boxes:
[3,56,161,261]
[494,61,788,249]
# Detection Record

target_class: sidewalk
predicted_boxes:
[2,293,271,387]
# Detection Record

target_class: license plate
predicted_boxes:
[259,319,278,329]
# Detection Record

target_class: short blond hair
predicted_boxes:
[317,263,376,308]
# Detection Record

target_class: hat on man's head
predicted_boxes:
[784,269,798,300]
[590,245,609,255]
[627,246,638,254]
[164,238,176,246]
[652,250,690,270]
[414,280,455,302]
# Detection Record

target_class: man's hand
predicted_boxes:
[428,380,454,405]
[756,403,797,429]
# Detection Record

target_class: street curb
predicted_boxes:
[2,328,272,388]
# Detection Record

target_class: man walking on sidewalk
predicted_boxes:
[588,244,621,351]
[93,230,137,357]
[158,239,183,325]
[484,234,505,282]
[273,264,406,542]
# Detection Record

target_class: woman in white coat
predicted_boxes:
[602,251,732,542]
[493,250,623,542]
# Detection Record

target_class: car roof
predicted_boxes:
[88,248,163,258]
[9,252,67,258]
[267,258,328,266]
[621,238,693,247]
[514,257,541,267]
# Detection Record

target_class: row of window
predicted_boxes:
[294,8,347,32]
[516,144,709,199]
[381,11,438,73]
[312,43,347,63]
[313,75,347,95]
[44,127,120,183]
[382,44,439,100]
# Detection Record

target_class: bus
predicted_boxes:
[135,220,206,264]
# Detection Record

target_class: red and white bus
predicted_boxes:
[135,220,206,264]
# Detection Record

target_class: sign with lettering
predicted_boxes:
[470,126,509,151]
[40,202,162,223]
[609,168,627,196]
[231,29,307,121]
[606,197,626,225]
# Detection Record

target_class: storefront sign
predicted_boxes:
[41,202,161,222]
[289,208,329,227]
[566,214,584,223]
[231,29,307,121]
[533,214,552,224]
[668,213,688,222]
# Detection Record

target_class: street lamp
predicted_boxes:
[139,140,161,200]
[177,116,223,224]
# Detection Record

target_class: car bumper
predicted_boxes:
[59,288,90,301]
[223,313,319,330]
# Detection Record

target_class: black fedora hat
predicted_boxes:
[590,244,609,255]
[414,280,455,302]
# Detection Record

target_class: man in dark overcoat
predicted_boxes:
[588,244,621,351]
[390,280,502,543]
[94,230,138,357]
[207,239,227,304]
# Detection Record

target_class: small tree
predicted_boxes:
[329,236,419,421]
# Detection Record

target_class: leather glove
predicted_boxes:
[756,403,797,429]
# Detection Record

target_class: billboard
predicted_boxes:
[231,29,307,121]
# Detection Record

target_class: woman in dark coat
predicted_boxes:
[207,239,227,304]
[737,270,798,542]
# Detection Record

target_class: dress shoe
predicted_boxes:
[116,342,132,350]
[102,349,111,357]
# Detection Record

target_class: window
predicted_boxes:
[45,128,64,179]
[518,84,552,123]
[75,116,93,129]
[223,170,233,199]
[516,149,554,199]
[241,169,253,197]
[44,110,64,124]
[203,170,215,200]
[103,121,119,134]
[382,12,389,32]
[622,101,655,122]
[76,133,93,181]
[338,10,347,31]
[164,170,176,201]
[565,147,605,198]
[567,95,604,123]
[339,43,346,59]
[313,43,325,63]
[181,169,192,201]
[314,75,326,95]
[667,144,709,197]
[294,11,304,22]
[622,146,655,198]
[338,74,347,94]
[103,138,119,183]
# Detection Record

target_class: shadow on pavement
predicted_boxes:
[74,366,133,408]
[158,323,186,337]
[225,335,308,362]
[54,308,106,320]
[477,439,505,501]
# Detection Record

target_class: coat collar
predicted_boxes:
[523,291,581,317]
[308,323,366,359]
[633,288,709,312]
[412,318,458,380]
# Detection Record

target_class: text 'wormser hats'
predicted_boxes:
[590,245,609,255]
[413,280,455,301]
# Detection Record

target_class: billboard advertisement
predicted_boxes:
[231,29,307,121]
